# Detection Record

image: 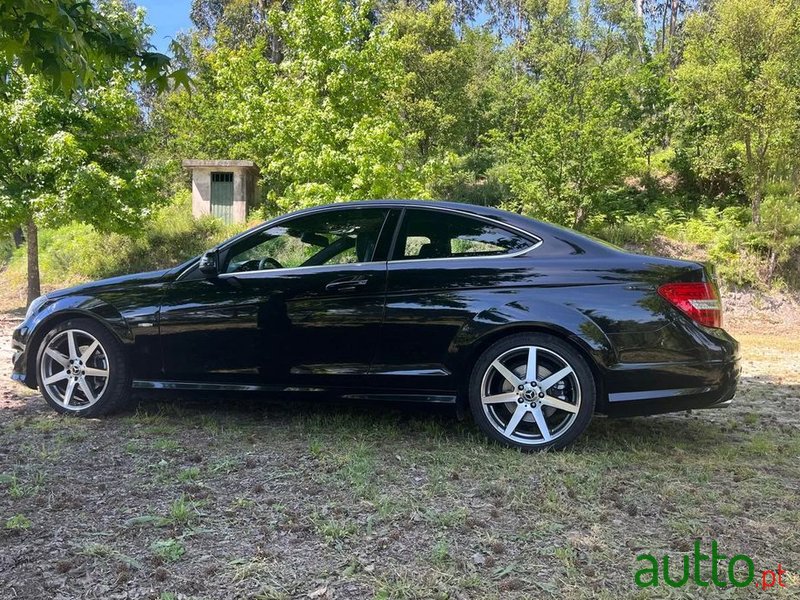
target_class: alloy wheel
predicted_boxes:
[39,329,110,410]
[480,345,581,446]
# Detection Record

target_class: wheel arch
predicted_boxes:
[451,307,615,413]
[24,300,131,388]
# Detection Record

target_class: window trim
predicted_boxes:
[177,204,543,281]
[388,206,542,264]
[216,207,394,278]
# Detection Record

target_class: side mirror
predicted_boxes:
[198,249,220,277]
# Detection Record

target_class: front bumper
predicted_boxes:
[11,323,35,389]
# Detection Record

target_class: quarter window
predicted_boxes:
[393,209,534,260]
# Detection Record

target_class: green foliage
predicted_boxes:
[150,538,185,562]
[674,0,800,222]
[588,203,800,287]
[747,195,800,285]
[0,70,164,234]
[0,0,189,93]
[2,0,800,294]
[3,191,239,288]
[488,0,641,226]
[5,514,31,530]
[159,0,426,212]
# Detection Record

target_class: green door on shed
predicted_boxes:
[210,172,234,224]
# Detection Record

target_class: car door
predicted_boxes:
[372,207,538,392]
[157,207,396,389]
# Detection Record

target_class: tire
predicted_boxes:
[468,333,595,451]
[36,317,131,417]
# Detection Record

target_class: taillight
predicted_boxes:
[658,282,722,328]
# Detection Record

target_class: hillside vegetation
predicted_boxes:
[1,0,800,300]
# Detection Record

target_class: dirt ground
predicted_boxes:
[1,292,799,600]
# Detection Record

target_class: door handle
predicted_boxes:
[326,278,369,292]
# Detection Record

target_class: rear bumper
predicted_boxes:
[600,356,740,417]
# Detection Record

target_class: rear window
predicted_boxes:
[393,209,535,260]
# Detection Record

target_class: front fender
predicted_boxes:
[15,295,132,388]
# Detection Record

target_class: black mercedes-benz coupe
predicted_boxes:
[11,200,740,449]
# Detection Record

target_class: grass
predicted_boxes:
[168,495,201,526]
[150,538,186,562]
[310,512,358,542]
[431,538,451,564]
[177,466,201,482]
[229,557,276,583]
[0,316,798,598]
[4,514,31,530]
[2,471,45,499]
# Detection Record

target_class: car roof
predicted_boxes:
[296,200,619,255]
[211,199,620,258]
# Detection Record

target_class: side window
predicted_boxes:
[224,208,389,273]
[393,209,534,260]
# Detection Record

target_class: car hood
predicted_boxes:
[45,268,174,299]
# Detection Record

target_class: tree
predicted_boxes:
[160,0,434,212]
[485,0,640,226]
[191,0,285,61]
[384,3,483,162]
[674,0,800,223]
[0,0,189,92]
[0,3,165,305]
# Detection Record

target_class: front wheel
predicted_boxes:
[468,333,596,450]
[36,318,131,417]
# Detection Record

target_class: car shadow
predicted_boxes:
[117,376,797,454]
[3,376,794,454]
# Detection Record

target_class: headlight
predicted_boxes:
[25,295,48,320]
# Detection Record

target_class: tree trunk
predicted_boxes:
[267,0,286,64]
[573,205,588,229]
[752,186,762,225]
[669,0,678,38]
[26,218,40,306]
[635,0,643,19]
[766,248,777,282]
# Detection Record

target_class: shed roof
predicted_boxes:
[182,159,257,169]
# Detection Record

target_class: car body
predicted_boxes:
[11,200,740,449]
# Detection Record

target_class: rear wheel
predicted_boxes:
[36,318,131,416]
[468,333,595,450]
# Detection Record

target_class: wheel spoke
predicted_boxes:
[84,367,109,378]
[532,406,552,442]
[63,379,76,406]
[482,391,518,405]
[491,359,522,387]
[538,366,573,392]
[45,348,69,367]
[43,371,68,385]
[67,331,78,360]
[540,394,579,414]
[78,377,95,404]
[80,340,99,363]
[525,347,538,383]
[504,404,528,436]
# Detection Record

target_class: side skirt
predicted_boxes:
[131,380,457,404]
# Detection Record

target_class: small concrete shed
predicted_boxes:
[182,159,259,224]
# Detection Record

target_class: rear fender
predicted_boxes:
[451,300,616,376]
